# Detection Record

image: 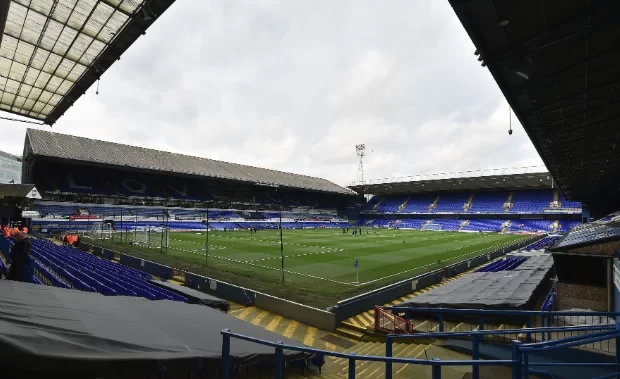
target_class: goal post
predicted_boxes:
[132,226,169,248]
[86,222,113,240]
[422,223,443,231]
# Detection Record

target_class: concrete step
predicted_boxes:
[341,320,368,334]
[338,342,386,367]
[330,342,378,366]
[354,343,412,377]
[373,343,428,379]
[335,327,365,341]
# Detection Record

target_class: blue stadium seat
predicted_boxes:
[29,239,187,303]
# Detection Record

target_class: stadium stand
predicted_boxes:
[506,219,553,233]
[522,235,561,251]
[509,189,554,213]
[374,196,408,213]
[30,239,188,302]
[468,191,509,213]
[558,192,582,209]
[433,192,470,213]
[5,0,612,376]
[364,188,576,215]
[461,219,504,232]
[428,219,462,231]
[474,256,528,272]
[24,129,354,196]
[399,194,436,213]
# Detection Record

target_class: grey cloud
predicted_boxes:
[0,0,543,187]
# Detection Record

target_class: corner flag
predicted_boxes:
[354,260,359,283]
[354,260,358,268]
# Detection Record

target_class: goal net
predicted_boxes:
[422,223,443,231]
[132,226,169,248]
[86,222,113,240]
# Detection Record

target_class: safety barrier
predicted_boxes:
[376,306,620,354]
[185,271,256,306]
[119,254,174,280]
[221,324,620,379]
[255,292,336,331]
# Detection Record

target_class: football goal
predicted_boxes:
[86,222,113,240]
[132,226,169,248]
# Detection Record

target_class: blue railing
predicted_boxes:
[221,324,620,379]
[386,325,619,379]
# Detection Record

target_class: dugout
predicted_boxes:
[549,216,620,312]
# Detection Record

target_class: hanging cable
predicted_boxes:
[96,78,100,95]
[508,103,513,135]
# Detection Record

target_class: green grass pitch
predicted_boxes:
[97,229,526,307]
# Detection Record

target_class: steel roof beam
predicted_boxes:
[533,79,620,111]
[540,99,620,126]
[0,0,10,50]
[15,2,111,46]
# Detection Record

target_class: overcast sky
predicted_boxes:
[0,0,544,186]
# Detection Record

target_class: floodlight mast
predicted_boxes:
[356,144,366,185]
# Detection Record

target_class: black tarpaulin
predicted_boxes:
[397,255,554,310]
[0,281,310,376]
[150,279,230,312]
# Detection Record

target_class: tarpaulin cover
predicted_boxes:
[0,281,310,376]
[150,279,230,312]
[397,255,554,310]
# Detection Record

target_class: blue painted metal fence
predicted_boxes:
[377,307,620,353]
[221,323,620,379]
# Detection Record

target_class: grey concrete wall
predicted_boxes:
[255,293,336,331]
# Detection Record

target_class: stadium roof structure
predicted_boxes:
[349,166,553,195]
[0,183,41,199]
[448,0,620,204]
[24,129,355,195]
[0,0,176,125]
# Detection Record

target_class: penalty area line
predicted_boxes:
[169,246,356,286]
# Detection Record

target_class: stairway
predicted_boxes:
[463,193,474,212]
[551,189,561,208]
[396,197,410,213]
[373,197,384,211]
[551,220,559,233]
[504,192,513,212]
[330,341,431,378]
[501,220,511,233]
[428,195,440,212]
[340,269,480,336]
[458,220,469,231]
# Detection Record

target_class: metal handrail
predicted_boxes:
[385,325,618,379]
[221,329,517,379]
[221,325,620,379]
[388,325,616,340]
[382,306,620,318]
[520,331,620,352]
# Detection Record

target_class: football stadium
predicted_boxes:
[1,1,620,379]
